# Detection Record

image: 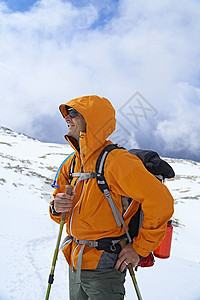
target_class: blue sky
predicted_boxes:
[3,0,118,11]
[2,0,120,28]
[2,0,37,11]
[0,0,200,161]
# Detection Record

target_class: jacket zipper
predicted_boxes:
[78,146,85,214]
[78,180,85,213]
[69,151,85,235]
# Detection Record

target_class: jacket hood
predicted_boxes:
[59,95,116,155]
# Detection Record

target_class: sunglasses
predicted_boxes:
[65,106,79,118]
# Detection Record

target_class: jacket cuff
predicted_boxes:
[50,201,61,216]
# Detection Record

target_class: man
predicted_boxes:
[50,95,174,299]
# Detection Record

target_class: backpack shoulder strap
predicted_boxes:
[95,144,124,193]
[95,144,132,243]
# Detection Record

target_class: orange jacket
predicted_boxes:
[50,95,174,270]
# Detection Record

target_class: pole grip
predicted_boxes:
[61,185,73,221]
[66,185,73,195]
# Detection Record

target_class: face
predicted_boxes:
[65,112,86,141]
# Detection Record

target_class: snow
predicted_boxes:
[0,126,200,300]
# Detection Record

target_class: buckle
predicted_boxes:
[90,172,97,178]
[110,244,117,252]
[88,241,98,247]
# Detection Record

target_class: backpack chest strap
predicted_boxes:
[71,172,96,183]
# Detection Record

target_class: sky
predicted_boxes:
[0,0,200,161]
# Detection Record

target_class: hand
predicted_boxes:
[54,192,75,213]
[114,243,139,272]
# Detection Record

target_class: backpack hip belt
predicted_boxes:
[60,234,128,284]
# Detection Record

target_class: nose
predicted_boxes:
[65,114,72,122]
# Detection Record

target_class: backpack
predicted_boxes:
[95,145,175,267]
[95,144,175,238]
[52,144,175,266]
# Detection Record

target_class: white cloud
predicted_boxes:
[154,82,200,156]
[0,0,200,159]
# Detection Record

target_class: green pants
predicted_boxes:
[69,267,126,300]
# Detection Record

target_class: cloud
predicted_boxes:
[0,0,200,160]
[153,83,200,160]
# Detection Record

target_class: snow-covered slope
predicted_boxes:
[0,126,200,300]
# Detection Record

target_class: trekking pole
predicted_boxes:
[45,185,73,300]
[119,240,143,300]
